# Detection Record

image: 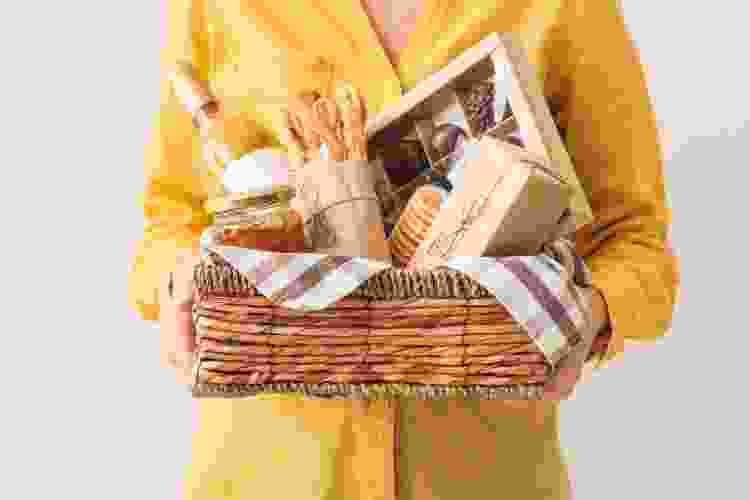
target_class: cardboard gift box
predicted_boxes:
[364,32,593,253]
[410,137,569,268]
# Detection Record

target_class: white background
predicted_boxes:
[0,1,747,498]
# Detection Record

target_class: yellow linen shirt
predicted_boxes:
[127,1,679,499]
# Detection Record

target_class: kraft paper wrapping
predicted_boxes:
[411,137,569,269]
[294,158,391,263]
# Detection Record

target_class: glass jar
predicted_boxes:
[201,186,306,253]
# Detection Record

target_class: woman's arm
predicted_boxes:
[556,0,679,369]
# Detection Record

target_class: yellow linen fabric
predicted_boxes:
[128,1,678,498]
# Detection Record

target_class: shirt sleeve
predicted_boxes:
[127,0,273,321]
[555,0,679,369]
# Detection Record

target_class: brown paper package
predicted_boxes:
[411,137,569,269]
[295,157,392,263]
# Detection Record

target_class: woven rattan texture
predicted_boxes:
[192,258,546,400]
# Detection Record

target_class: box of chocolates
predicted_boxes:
[364,32,593,265]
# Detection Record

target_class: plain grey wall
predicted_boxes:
[1,1,746,499]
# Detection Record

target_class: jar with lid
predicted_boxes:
[200,186,306,253]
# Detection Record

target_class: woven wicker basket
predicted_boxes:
[191,255,577,400]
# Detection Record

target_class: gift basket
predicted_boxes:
[179,33,595,400]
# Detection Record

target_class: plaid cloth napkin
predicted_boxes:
[202,237,592,367]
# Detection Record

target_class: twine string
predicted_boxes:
[303,190,380,249]
[424,177,492,259]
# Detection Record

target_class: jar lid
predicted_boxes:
[204,185,294,214]
[222,149,291,194]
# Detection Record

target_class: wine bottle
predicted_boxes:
[168,61,246,188]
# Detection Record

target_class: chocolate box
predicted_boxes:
[364,32,593,234]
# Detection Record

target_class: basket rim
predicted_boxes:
[194,256,496,301]
[192,381,545,400]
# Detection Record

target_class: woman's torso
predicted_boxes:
[203,0,565,162]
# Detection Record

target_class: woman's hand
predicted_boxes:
[542,286,610,400]
[158,247,202,386]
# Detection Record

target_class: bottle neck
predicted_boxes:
[192,101,220,129]
[193,102,240,172]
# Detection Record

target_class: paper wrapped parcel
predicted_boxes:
[411,137,571,270]
[200,238,593,368]
[293,157,392,263]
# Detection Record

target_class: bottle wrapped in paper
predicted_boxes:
[295,157,392,263]
[410,136,570,269]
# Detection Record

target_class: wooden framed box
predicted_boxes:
[365,32,593,234]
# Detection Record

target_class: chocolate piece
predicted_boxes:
[455,81,497,136]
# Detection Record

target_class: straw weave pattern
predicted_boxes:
[192,259,547,400]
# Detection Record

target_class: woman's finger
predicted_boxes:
[157,247,202,384]
[541,364,580,400]
[159,308,196,380]
[541,338,589,400]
